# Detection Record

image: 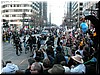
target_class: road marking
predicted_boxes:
[19,57,29,65]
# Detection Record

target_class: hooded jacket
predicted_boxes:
[1,63,19,74]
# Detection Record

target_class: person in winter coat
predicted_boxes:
[1,61,19,74]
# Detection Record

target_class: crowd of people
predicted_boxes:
[2,17,99,74]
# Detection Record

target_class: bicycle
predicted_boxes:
[25,43,30,54]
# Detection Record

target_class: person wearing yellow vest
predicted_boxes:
[93,31,96,37]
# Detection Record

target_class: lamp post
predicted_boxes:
[22,12,26,28]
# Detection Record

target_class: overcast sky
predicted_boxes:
[47,0,66,26]
[47,0,99,26]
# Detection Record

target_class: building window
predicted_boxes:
[21,4,24,7]
[80,3,83,6]
[6,15,9,17]
[80,7,83,10]
[14,4,16,7]
[10,24,13,26]
[31,9,32,12]
[10,9,13,12]
[14,9,17,12]
[6,4,9,7]
[2,5,6,8]
[6,20,9,22]
[12,15,16,17]
[19,4,21,7]
[19,9,22,12]
[3,15,5,17]
[10,5,12,7]
[6,10,8,12]
[2,10,5,13]
[7,4,10,7]
[24,4,29,7]
[30,5,32,7]
[17,4,19,7]
[80,12,82,15]
[10,20,13,22]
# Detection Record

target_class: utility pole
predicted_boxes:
[49,13,51,26]
[22,12,26,28]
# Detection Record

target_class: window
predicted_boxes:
[80,12,82,15]
[24,4,29,7]
[6,10,8,12]
[30,5,32,7]
[19,4,21,7]
[16,14,21,17]
[14,9,17,12]
[80,3,83,6]
[17,4,19,7]
[80,7,83,10]
[10,20,13,22]
[19,9,22,12]
[31,9,32,12]
[21,4,24,7]
[12,15,16,17]
[10,5,12,7]
[2,5,5,8]
[6,20,9,22]
[7,4,10,7]
[14,4,16,7]
[6,5,9,7]
[10,9,14,12]
[2,10,5,13]
[10,24,13,26]
[24,4,26,7]
[6,15,9,17]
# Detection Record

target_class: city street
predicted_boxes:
[2,41,31,70]
[1,1,99,74]
[2,34,58,70]
[2,34,40,70]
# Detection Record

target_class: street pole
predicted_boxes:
[22,12,26,29]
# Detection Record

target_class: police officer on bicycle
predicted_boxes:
[15,36,22,56]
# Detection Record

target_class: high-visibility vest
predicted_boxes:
[80,41,83,46]
[93,32,96,37]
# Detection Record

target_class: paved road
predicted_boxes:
[2,42,31,70]
[2,34,40,70]
[2,34,58,71]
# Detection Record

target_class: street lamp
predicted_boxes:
[22,12,26,28]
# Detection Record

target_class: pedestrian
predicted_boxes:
[27,36,33,56]
[42,58,51,74]
[1,61,19,74]
[54,46,66,64]
[48,64,65,74]
[14,37,22,56]
[37,36,41,50]
[23,35,26,48]
[60,61,70,74]
[70,54,86,74]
